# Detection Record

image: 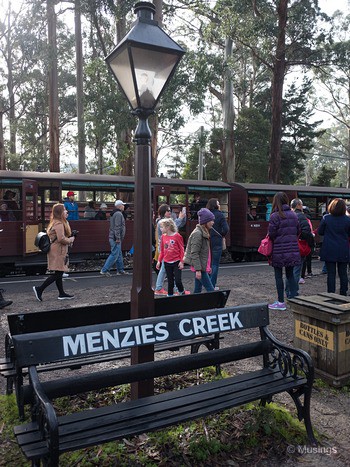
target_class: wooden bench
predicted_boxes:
[13,303,316,466]
[0,291,229,417]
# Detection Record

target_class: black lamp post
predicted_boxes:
[105,2,185,398]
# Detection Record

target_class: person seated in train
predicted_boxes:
[95,203,108,220]
[256,196,268,220]
[0,202,16,221]
[247,206,255,220]
[3,189,20,220]
[189,193,207,220]
[84,201,96,219]
[64,191,79,221]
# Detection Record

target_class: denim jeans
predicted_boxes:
[274,266,297,302]
[155,261,166,290]
[326,261,348,296]
[101,239,124,273]
[285,260,304,298]
[194,271,215,293]
[210,246,222,288]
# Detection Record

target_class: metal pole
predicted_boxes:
[130,110,155,399]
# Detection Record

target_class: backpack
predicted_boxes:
[34,232,54,253]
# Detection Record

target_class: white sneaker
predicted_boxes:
[100,270,111,277]
[62,273,69,278]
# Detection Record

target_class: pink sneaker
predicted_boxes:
[268,301,286,311]
[154,288,167,295]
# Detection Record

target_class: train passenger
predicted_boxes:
[95,203,108,220]
[318,198,350,296]
[100,200,129,277]
[2,190,20,220]
[64,191,79,220]
[156,218,188,297]
[33,203,75,301]
[189,193,207,220]
[84,201,96,219]
[183,208,215,294]
[206,198,229,289]
[0,203,16,221]
[153,204,186,295]
[267,192,300,311]
[287,198,312,295]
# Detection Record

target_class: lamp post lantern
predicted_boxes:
[105,2,185,398]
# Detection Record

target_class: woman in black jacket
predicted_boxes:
[206,198,229,288]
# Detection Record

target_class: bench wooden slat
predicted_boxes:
[15,368,306,459]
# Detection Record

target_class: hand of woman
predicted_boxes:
[195,271,202,280]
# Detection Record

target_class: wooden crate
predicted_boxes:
[289,293,350,387]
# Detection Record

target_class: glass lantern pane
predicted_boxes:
[131,47,179,108]
[108,48,138,108]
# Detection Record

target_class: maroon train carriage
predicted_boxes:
[0,171,231,275]
[229,182,350,261]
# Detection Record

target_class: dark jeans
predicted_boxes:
[164,261,184,296]
[210,246,222,288]
[274,266,297,302]
[37,271,65,295]
[325,261,348,296]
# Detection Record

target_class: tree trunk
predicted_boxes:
[268,0,288,183]
[222,37,235,182]
[47,0,60,172]
[75,0,86,175]
[6,6,16,156]
[0,110,5,170]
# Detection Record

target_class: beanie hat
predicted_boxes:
[198,208,215,225]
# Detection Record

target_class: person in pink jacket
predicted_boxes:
[156,218,189,297]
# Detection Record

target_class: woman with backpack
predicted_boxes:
[33,203,75,301]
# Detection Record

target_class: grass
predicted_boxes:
[0,367,316,466]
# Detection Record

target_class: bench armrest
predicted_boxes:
[261,326,314,385]
[28,366,59,463]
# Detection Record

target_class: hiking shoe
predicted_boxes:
[58,293,74,300]
[299,278,305,284]
[154,288,167,295]
[33,286,43,302]
[268,301,286,311]
[100,270,111,277]
[117,271,130,275]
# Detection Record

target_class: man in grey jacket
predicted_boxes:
[100,200,129,276]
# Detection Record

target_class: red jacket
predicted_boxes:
[158,233,184,263]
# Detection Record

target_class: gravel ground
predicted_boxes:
[0,259,349,466]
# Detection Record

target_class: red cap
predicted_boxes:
[67,191,75,196]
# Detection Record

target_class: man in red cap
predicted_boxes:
[64,191,79,220]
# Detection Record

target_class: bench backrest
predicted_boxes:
[7,290,230,335]
[12,303,269,367]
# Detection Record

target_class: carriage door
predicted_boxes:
[22,179,39,254]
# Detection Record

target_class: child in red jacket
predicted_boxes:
[156,218,188,297]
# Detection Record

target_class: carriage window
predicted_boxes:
[247,193,273,221]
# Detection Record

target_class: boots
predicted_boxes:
[0,289,13,309]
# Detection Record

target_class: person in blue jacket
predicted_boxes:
[206,198,229,288]
[63,191,79,221]
[318,198,350,296]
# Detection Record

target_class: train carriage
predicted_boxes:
[229,183,350,261]
[0,171,231,275]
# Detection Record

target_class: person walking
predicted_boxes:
[153,204,186,295]
[288,198,312,294]
[300,206,315,281]
[100,200,129,276]
[64,191,79,221]
[268,192,301,310]
[33,203,75,301]
[318,198,350,296]
[156,218,188,297]
[206,198,229,288]
[183,207,215,293]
